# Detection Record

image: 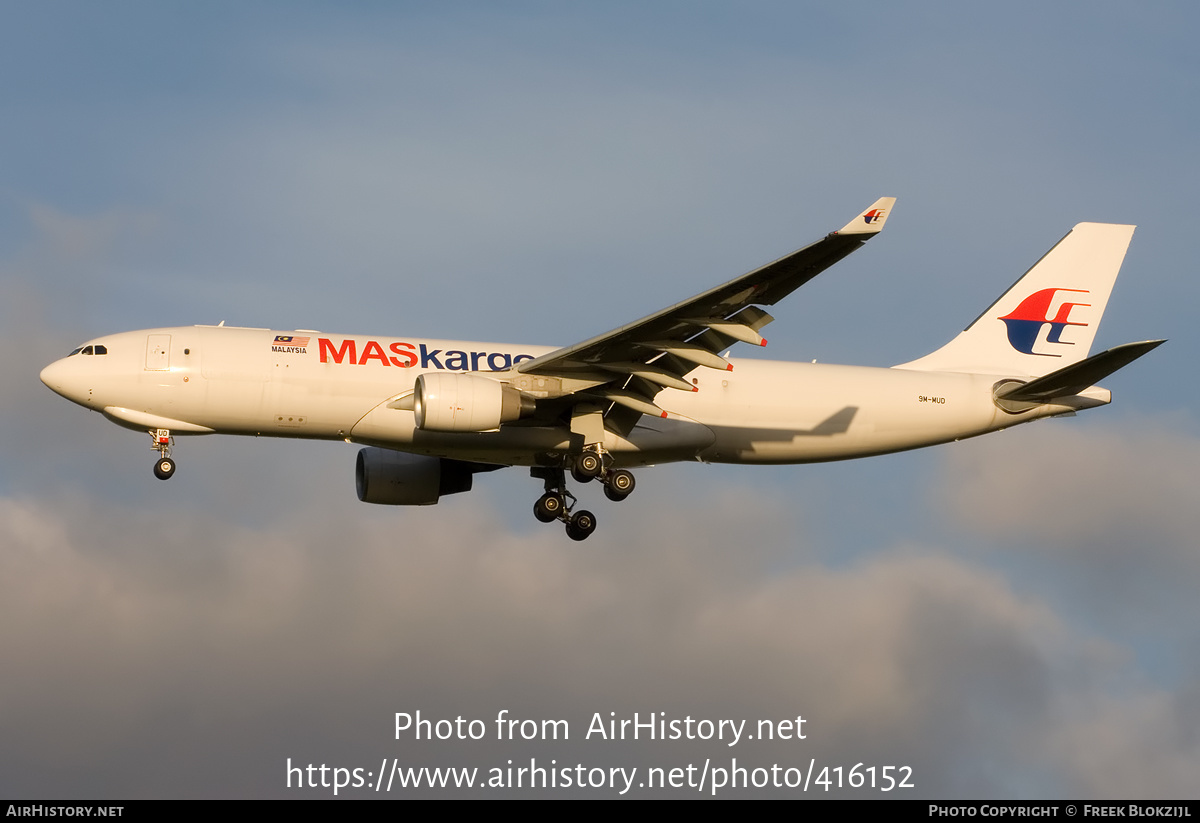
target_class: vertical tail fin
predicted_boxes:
[896,222,1136,377]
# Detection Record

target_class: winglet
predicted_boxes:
[836,197,896,235]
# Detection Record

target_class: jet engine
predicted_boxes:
[413,373,533,432]
[355,448,476,505]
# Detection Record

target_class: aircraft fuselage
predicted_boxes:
[40,325,1099,469]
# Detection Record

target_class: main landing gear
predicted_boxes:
[150,428,176,480]
[531,446,636,541]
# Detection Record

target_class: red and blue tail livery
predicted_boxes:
[898,222,1137,377]
[999,288,1091,356]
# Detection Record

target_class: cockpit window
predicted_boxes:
[67,344,108,356]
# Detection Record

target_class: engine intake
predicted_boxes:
[413,372,532,432]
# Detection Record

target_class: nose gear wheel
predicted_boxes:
[149,429,176,480]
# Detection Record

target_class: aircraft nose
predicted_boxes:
[40,359,62,391]
[40,358,83,402]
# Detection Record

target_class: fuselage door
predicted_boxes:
[146,334,171,371]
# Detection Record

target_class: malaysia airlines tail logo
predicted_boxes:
[862,208,886,225]
[999,288,1091,356]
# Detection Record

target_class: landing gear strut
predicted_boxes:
[150,428,175,480]
[579,445,635,502]
[530,447,636,541]
[531,467,597,541]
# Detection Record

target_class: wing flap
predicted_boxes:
[598,362,699,392]
[586,387,669,419]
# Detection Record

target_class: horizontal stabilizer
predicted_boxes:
[995,339,1165,403]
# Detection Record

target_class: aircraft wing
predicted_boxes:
[509,197,896,429]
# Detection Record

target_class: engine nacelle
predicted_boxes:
[355,448,474,505]
[413,372,532,432]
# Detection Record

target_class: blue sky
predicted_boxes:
[2,2,1197,798]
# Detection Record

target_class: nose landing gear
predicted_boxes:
[150,429,176,480]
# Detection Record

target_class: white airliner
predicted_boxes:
[41,199,1162,540]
